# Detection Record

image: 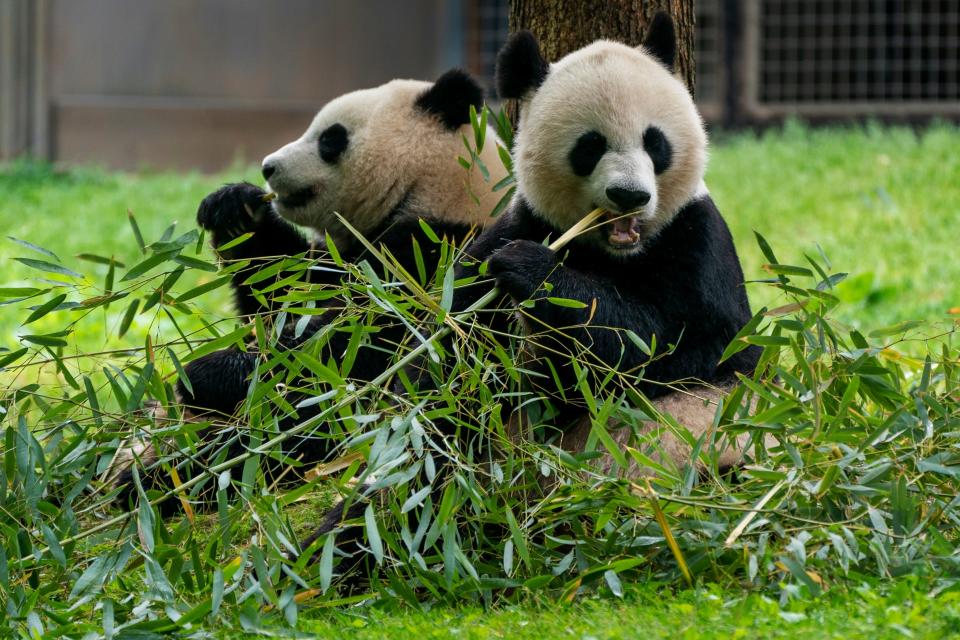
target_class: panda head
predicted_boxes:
[261,70,503,248]
[497,13,707,257]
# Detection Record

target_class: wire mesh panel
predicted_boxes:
[695,0,725,120]
[466,0,510,96]
[747,0,960,116]
[465,0,727,120]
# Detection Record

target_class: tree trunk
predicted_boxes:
[508,0,696,93]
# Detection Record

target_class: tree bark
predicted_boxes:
[508,0,696,93]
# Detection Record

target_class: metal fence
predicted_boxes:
[744,0,960,119]
[463,0,960,125]
[694,0,725,120]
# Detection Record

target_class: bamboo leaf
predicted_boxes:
[546,296,587,309]
[418,218,440,244]
[8,236,59,260]
[504,506,531,570]
[754,231,779,264]
[216,231,254,252]
[319,534,335,593]
[128,210,146,253]
[21,331,70,347]
[14,258,82,279]
[24,293,67,324]
[174,254,218,272]
[0,347,28,370]
[118,298,140,338]
[121,251,178,281]
[0,287,43,298]
[174,275,234,303]
[365,504,383,565]
[184,325,252,361]
[76,253,125,267]
[603,570,624,597]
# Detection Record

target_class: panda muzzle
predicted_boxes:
[277,187,315,210]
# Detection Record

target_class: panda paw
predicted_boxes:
[196,182,271,239]
[487,240,556,300]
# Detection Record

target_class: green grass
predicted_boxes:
[2,123,959,638]
[3,122,958,350]
[1,161,258,358]
[710,122,960,329]
[295,581,960,640]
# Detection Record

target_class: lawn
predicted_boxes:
[3,122,958,351]
[1,123,959,638]
[295,581,960,639]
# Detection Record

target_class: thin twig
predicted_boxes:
[49,208,611,549]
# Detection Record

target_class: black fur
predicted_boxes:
[642,11,677,72]
[449,196,760,399]
[177,348,258,416]
[303,194,761,572]
[185,184,474,420]
[118,182,477,512]
[496,30,549,99]
[643,126,672,175]
[196,182,311,317]
[414,69,484,130]
[319,123,349,163]
[568,131,608,177]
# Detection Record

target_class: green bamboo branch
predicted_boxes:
[54,208,610,548]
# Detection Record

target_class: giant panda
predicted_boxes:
[180,69,507,410]
[298,13,762,576]
[109,70,509,510]
[468,13,763,474]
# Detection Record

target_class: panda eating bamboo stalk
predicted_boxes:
[109,71,509,510]
[300,12,763,580]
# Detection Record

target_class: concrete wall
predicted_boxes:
[2,0,463,171]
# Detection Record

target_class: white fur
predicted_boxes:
[513,41,707,254]
[263,80,507,249]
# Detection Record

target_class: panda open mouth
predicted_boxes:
[277,187,315,210]
[603,211,643,248]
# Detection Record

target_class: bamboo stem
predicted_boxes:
[58,208,609,547]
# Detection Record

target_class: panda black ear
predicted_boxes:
[496,30,549,99]
[415,69,484,130]
[642,11,676,72]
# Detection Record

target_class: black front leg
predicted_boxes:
[486,240,691,398]
[177,347,258,417]
[486,239,556,301]
[197,182,312,316]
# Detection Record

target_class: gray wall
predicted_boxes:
[2,0,463,171]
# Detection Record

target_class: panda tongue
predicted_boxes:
[608,215,640,245]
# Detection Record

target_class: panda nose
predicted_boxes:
[261,162,277,181]
[605,187,651,212]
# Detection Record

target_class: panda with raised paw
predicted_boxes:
[301,13,761,571]
[181,69,507,412]
[109,70,508,510]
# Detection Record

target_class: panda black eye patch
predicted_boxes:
[643,126,672,174]
[318,123,349,163]
[568,130,607,177]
